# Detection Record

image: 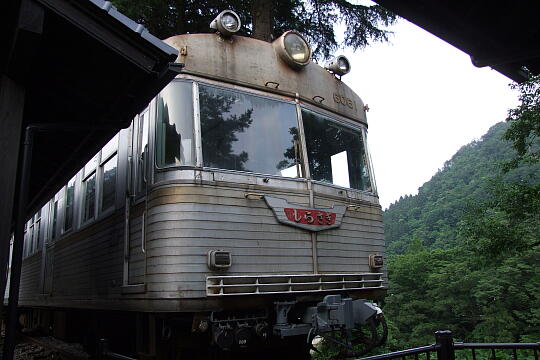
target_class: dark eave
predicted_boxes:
[2,0,179,217]
[373,0,540,83]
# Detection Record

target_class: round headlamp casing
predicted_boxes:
[274,30,312,70]
[325,55,351,76]
[210,10,241,37]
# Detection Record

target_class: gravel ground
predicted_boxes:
[12,341,58,360]
[0,331,90,360]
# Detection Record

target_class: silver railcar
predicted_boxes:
[16,13,386,358]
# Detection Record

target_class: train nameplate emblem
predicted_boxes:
[284,208,336,226]
[264,196,346,232]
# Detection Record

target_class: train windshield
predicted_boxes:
[198,84,300,177]
[302,109,372,192]
[156,81,196,167]
[155,81,374,192]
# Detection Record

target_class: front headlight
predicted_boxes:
[221,13,239,31]
[325,55,351,76]
[274,31,312,70]
[210,10,241,37]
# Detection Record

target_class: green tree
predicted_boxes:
[461,75,540,258]
[461,179,540,258]
[110,0,396,59]
[381,75,540,352]
[383,122,523,256]
[381,246,540,351]
[471,247,540,343]
[503,74,540,170]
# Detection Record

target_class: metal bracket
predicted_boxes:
[272,295,380,338]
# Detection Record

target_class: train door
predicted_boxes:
[125,108,150,287]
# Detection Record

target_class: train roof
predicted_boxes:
[165,33,368,125]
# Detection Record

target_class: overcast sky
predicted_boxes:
[339,18,520,209]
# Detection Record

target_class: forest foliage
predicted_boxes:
[381,76,540,351]
[110,0,396,60]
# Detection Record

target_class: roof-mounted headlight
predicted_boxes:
[210,10,241,37]
[325,55,351,76]
[274,31,312,70]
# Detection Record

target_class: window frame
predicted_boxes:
[23,221,29,257]
[23,209,44,258]
[361,127,378,195]
[196,81,304,179]
[48,193,59,242]
[299,104,375,194]
[99,151,118,215]
[152,78,377,195]
[28,219,34,255]
[155,80,196,170]
[81,160,98,225]
[80,134,120,226]
[134,108,150,198]
[98,134,119,215]
[33,211,41,253]
[62,176,76,234]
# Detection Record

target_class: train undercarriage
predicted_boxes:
[14,294,386,359]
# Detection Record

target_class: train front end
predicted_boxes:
[142,13,386,354]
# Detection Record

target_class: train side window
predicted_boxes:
[50,196,59,240]
[23,211,41,256]
[100,153,117,213]
[23,222,29,257]
[99,134,118,212]
[136,109,149,195]
[82,155,98,224]
[155,81,195,168]
[33,210,41,253]
[63,177,75,232]
[82,173,96,223]
[28,219,34,255]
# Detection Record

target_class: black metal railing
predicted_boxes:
[358,331,539,360]
[454,341,539,360]
[358,344,441,360]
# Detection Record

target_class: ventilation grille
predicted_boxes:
[206,273,384,296]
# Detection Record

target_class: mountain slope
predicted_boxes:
[383,121,539,254]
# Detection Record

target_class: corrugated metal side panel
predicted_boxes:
[146,185,313,298]
[19,254,42,302]
[314,197,384,274]
[52,212,124,299]
[128,212,145,284]
[43,246,54,294]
